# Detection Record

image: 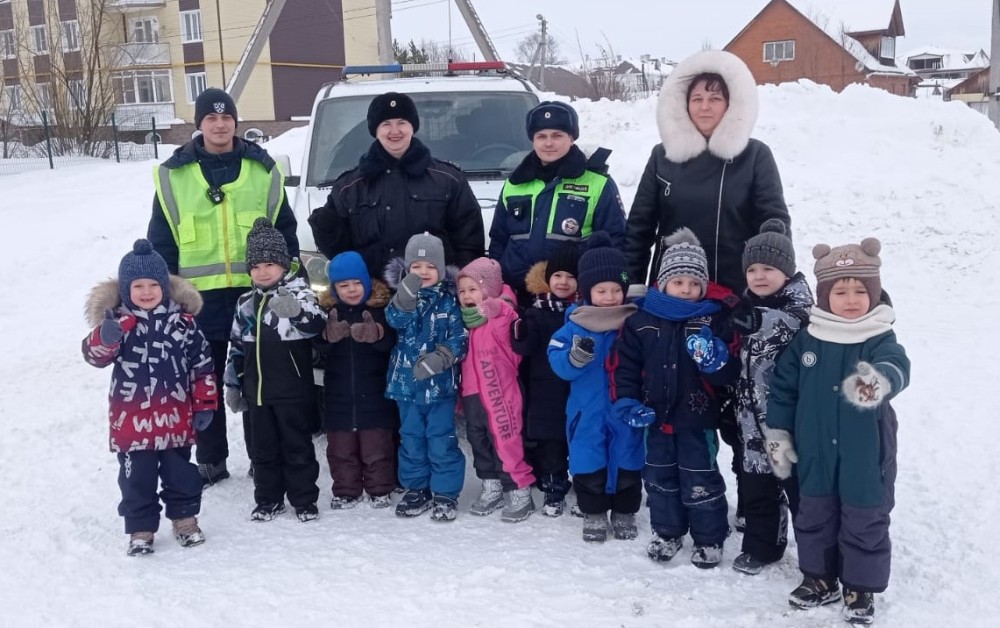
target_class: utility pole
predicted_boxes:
[990,0,999,127]
[536,14,547,91]
[376,0,393,64]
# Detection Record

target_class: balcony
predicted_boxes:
[113,103,178,130]
[109,42,171,68]
[108,0,167,12]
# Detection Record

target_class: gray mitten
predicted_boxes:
[763,427,797,480]
[225,386,249,413]
[192,410,214,431]
[842,361,891,409]
[269,286,302,318]
[392,272,423,312]
[413,345,456,380]
[568,335,596,368]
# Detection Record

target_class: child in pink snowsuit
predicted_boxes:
[457,257,536,522]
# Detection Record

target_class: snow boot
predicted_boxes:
[690,543,724,569]
[646,532,683,562]
[789,576,842,609]
[732,551,766,575]
[610,512,638,540]
[127,531,154,557]
[295,503,319,522]
[172,517,205,548]
[395,488,433,518]
[368,494,392,509]
[198,461,230,486]
[541,492,565,517]
[329,495,360,510]
[539,474,570,517]
[469,479,504,516]
[250,502,286,522]
[842,587,875,625]
[582,512,610,543]
[430,494,458,522]
[500,487,535,523]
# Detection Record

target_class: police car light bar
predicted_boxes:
[341,61,507,78]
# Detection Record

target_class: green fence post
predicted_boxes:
[42,111,54,170]
[112,113,121,164]
[152,117,158,159]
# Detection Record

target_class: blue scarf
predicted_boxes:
[642,287,721,321]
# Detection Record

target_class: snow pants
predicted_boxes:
[326,428,396,499]
[573,468,642,515]
[529,438,571,499]
[117,447,202,534]
[397,400,465,499]
[463,394,535,490]
[196,339,251,465]
[248,401,320,509]
[740,470,799,563]
[644,427,728,546]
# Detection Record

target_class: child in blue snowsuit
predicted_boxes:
[384,232,468,522]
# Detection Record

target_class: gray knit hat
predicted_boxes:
[656,227,709,292]
[404,231,445,277]
[245,217,290,271]
[743,218,795,277]
[119,239,171,309]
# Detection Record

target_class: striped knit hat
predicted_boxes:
[656,227,709,293]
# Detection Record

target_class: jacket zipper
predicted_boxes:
[255,295,266,404]
[222,195,232,285]
[350,324,358,431]
[714,161,729,282]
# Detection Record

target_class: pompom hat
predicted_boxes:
[458,257,503,299]
[245,217,291,271]
[656,227,709,292]
[743,218,795,277]
[404,231,445,278]
[119,239,171,309]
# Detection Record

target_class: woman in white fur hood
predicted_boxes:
[623,50,791,298]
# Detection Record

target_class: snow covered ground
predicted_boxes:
[1,81,998,627]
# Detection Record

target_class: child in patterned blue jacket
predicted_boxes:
[384,232,469,522]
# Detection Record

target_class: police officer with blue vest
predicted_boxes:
[488,101,625,298]
[147,87,299,485]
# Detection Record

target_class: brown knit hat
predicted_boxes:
[812,237,882,312]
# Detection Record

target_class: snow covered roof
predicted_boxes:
[898,47,990,71]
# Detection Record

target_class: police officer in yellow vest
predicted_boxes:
[488,101,625,298]
[147,87,299,485]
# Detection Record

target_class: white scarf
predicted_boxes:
[807,304,895,344]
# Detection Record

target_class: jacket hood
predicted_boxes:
[383,256,461,295]
[319,278,391,309]
[656,50,759,162]
[84,275,202,326]
[163,136,276,171]
[524,261,551,295]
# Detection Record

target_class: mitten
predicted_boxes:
[842,361,891,409]
[225,386,249,413]
[627,405,657,428]
[192,410,214,432]
[413,345,456,380]
[685,325,729,373]
[350,311,383,343]
[324,309,351,342]
[568,335,596,368]
[98,308,137,346]
[269,286,302,318]
[730,298,761,334]
[392,272,423,312]
[763,427,797,480]
[478,298,504,320]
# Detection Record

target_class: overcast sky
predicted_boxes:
[389,0,993,64]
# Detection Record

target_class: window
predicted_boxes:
[37,82,53,111]
[3,85,21,110]
[67,78,86,107]
[185,71,206,103]
[61,20,80,52]
[131,16,159,43]
[763,40,795,63]
[31,25,48,55]
[180,10,202,43]
[879,36,895,62]
[116,70,172,104]
[1,29,14,60]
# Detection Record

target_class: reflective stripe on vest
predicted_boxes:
[154,160,284,291]
[501,170,607,242]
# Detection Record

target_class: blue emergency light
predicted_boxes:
[341,61,507,78]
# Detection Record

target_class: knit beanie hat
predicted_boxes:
[544,242,580,283]
[526,101,580,140]
[656,227,709,292]
[458,257,503,299]
[367,92,420,137]
[743,218,795,277]
[119,239,171,309]
[327,251,372,302]
[577,232,629,301]
[195,87,238,129]
[813,237,882,313]
[245,217,291,271]
[404,231,445,278]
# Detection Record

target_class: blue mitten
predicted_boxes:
[193,410,214,431]
[685,325,729,373]
[613,398,657,428]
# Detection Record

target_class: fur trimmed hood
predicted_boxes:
[319,278,391,309]
[524,261,551,295]
[84,275,202,326]
[383,257,461,295]
[656,50,759,163]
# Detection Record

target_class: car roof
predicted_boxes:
[313,74,537,103]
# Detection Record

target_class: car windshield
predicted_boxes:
[306,91,537,186]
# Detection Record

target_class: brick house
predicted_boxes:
[724,0,918,96]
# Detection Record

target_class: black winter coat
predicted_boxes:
[623,140,789,295]
[315,280,398,432]
[309,138,485,280]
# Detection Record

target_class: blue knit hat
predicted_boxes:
[327,251,372,303]
[119,239,171,309]
[577,232,629,301]
[526,101,580,139]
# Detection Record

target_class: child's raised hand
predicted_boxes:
[568,335,596,368]
[324,310,351,342]
[269,286,302,318]
[99,308,136,346]
[392,273,423,312]
[843,361,890,409]
[477,297,504,320]
[685,325,728,373]
[350,311,383,343]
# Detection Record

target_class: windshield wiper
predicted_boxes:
[463,168,508,178]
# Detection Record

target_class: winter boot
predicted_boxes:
[539,474,569,517]
[250,502,286,522]
[172,517,205,548]
[842,587,875,625]
[690,543,724,569]
[127,531,155,557]
[469,479,504,516]
[295,503,319,522]
[500,487,535,523]
[788,576,842,609]
[430,494,458,522]
[542,492,565,517]
[569,503,584,518]
[198,461,230,486]
[582,512,610,543]
[646,532,683,562]
[368,494,392,509]
[610,512,638,540]
[732,551,766,575]
[395,488,433,518]
[329,495,360,510]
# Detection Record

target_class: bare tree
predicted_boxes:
[515,32,564,65]
[574,34,632,101]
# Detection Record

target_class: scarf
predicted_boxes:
[531,293,572,313]
[462,305,486,329]
[643,287,721,321]
[807,304,895,344]
[569,303,637,332]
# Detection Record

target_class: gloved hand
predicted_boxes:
[413,345,456,380]
[764,427,797,479]
[843,361,891,409]
[392,273,423,312]
[324,309,351,342]
[350,311,383,343]
[478,298,504,320]
[627,405,657,428]
[568,335,596,368]
[730,298,761,334]
[225,386,249,413]
[99,308,137,346]
[192,410,214,431]
[685,325,729,373]
[269,286,302,318]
